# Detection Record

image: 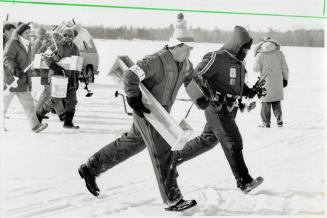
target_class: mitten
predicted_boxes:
[14,67,24,78]
[126,93,151,118]
[196,96,210,110]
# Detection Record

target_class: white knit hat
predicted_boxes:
[167,13,196,48]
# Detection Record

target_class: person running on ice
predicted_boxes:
[78,28,210,211]
[172,26,265,194]
[3,23,48,133]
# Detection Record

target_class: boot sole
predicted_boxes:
[33,123,48,133]
[243,177,264,194]
[165,200,197,212]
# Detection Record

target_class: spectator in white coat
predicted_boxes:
[253,37,289,128]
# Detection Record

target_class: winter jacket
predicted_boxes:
[34,37,53,85]
[3,36,8,48]
[3,31,32,92]
[253,41,289,102]
[123,47,196,111]
[196,26,253,98]
[46,40,80,89]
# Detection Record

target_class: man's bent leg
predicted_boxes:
[173,123,218,165]
[80,123,146,196]
[87,123,146,176]
[205,106,252,186]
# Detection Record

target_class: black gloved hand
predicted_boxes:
[49,61,64,74]
[126,93,151,118]
[256,87,267,98]
[196,84,211,110]
[283,79,288,88]
[196,96,210,110]
[247,88,257,99]
[14,67,24,78]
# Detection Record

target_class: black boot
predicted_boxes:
[78,164,100,196]
[165,199,197,211]
[36,108,49,123]
[63,111,79,129]
[58,113,65,122]
[241,176,264,194]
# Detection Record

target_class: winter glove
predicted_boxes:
[14,67,24,78]
[196,96,210,110]
[243,85,257,99]
[247,101,256,112]
[283,79,288,88]
[47,56,64,74]
[195,85,211,110]
[126,93,151,118]
[256,87,267,98]
[52,54,61,62]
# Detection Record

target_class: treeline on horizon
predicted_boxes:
[84,25,324,47]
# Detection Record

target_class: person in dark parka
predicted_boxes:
[173,26,265,194]
[3,23,48,133]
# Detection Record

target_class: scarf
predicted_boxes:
[18,35,30,52]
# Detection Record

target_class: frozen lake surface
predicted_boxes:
[1,39,325,217]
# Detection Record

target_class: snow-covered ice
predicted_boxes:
[1,40,325,217]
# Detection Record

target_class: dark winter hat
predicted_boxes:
[62,27,74,37]
[16,23,31,36]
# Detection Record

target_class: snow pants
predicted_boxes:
[261,101,282,126]
[87,113,182,205]
[43,87,77,113]
[3,91,41,130]
[35,84,65,114]
[174,104,253,186]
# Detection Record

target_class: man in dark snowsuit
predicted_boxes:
[36,28,80,129]
[78,38,209,211]
[173,26,264,193]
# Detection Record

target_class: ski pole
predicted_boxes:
[176,98,192,102]
[184,103,194,119]
[114,91,132,116]
[4,62,34,95]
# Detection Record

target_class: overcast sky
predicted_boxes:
[1,0,326,31]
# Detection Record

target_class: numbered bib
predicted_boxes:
[130,65,145,81]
